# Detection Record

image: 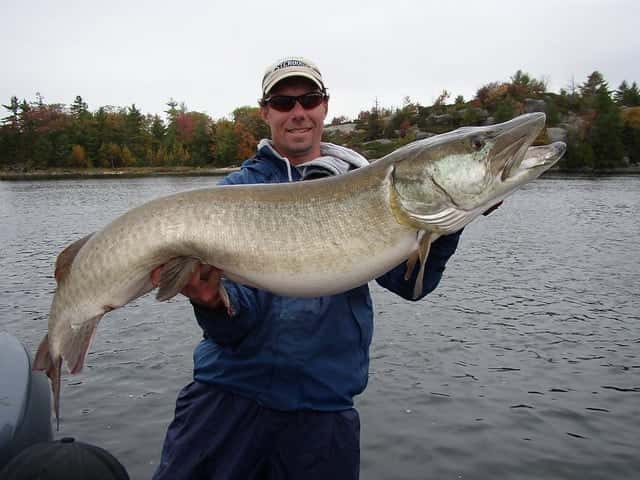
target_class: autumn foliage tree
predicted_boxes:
[0,95,274,169]
[1,70,639,172]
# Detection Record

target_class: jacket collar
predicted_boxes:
[256,139,368,182]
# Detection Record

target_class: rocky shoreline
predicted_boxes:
[0,166,240,181]
[545,165,640,176]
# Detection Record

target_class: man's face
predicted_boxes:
[261,78,328,165]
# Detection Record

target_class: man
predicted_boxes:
[151,57,462,480]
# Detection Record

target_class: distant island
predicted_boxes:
[1,70,638,179]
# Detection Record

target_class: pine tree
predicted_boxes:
[365,98,384,141]
[589,88,625,168]
[70,96,89,117]
[615,81,640,107]
[580,71,608,110]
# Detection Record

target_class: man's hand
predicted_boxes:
[151,263,224,309]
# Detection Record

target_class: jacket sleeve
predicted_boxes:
[217,163,268,186]
[191,280,261,346]
[375,229,462,301]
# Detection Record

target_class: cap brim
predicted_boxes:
[263,72,324,96]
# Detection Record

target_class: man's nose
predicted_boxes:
[289,100,306,118]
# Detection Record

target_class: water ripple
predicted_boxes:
[1,175,639,479]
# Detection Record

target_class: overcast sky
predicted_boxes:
[1,0,638,121]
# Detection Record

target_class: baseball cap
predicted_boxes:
[0,437,130,480]
[262,56,325,97]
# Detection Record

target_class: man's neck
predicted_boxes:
[271,144,321,165]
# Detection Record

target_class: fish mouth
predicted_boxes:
[519,142,566,171]
[486,112,546,181]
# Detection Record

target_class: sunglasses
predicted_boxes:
[263,92,326,112]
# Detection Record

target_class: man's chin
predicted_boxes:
[286,137,312,151]
[280,142,315,162]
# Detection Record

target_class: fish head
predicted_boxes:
[388,113,563,233]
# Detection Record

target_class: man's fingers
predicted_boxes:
[207,269,221,288]
[188,265,204,288]
[198,285,216,303]
[199,264,213,280]
[152,262,222,307]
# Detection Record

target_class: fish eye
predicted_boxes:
[471,136,485,151]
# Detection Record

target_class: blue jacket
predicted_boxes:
[192,143,462,411]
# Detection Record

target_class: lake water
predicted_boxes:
[1,175,638,479]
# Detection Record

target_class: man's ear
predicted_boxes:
[260,106,269,122]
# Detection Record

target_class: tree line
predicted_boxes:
[1,70,639,171]
[0,97,269,170]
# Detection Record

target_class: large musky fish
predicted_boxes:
[34,112,565,425]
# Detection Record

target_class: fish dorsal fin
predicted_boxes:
[54,233,94,283]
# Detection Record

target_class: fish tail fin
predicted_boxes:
[155,256,201,301]
[33,316,102,430]
[33,334,63,430]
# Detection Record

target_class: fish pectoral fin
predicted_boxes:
[412,232,434,300]
[407,207,472,233]
[404,252,419,281]
[156,256,201,302]
[404,231,426,281]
